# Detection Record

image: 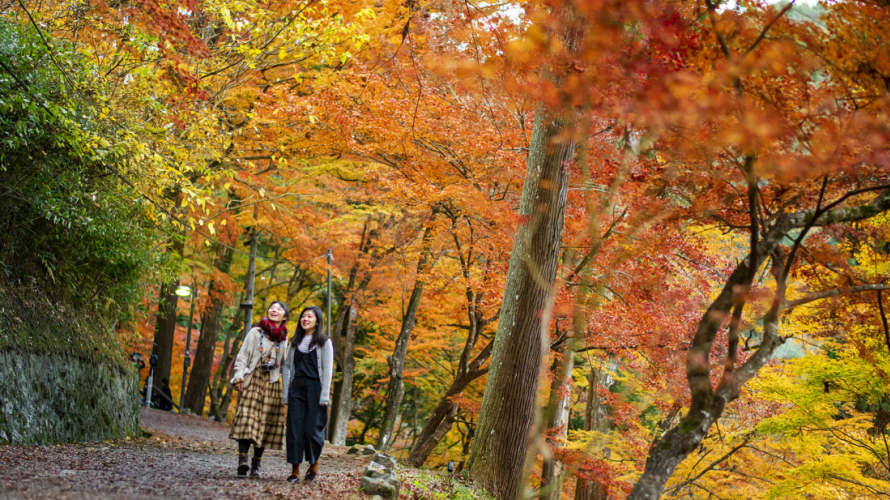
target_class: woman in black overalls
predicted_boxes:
[283,305,334,482]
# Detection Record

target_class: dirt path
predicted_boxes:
[0,408,373,500]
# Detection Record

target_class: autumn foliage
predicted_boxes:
[3,0,890,498]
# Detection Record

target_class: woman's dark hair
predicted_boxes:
[267,301,290,322]
[294,306,328,348]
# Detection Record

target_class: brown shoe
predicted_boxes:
[237,453,249,476]
[250,456,262,478]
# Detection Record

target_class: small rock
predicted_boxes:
[347,444,364,455]
[372,452,397,472]
[361,444,376,455]
[371,496,384,500]
[367,461,387,474]
[361,470,400,499]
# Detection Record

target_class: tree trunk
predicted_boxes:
[183,242,234,415]
[466,71,578,500]
[575,361,612,500]
[150,235,185,387]
[405,379,467,466]
[406,223,495,466]
[208,229,259,423]
[542,345,575,500]
[377,214,438,452]
[330,220,379,445]
[208,300,241,420]
[627,189,890,499]
[330,304,358,445]
[406,339,493,466]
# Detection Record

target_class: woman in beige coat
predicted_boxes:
[229,301,289,477]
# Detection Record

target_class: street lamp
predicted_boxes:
[176,284,197,411]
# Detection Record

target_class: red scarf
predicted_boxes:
[258,317,288,342]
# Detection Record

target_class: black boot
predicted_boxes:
[250,456,262,478]
[237,453,249,476]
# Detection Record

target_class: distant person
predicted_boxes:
[158,378,173,411]
[284,306,333,483]
[229,301,290,478]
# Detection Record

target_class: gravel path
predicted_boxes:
[0,408,372,500]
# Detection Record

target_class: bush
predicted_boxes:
[0,17,170,321]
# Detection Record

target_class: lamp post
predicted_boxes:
[175,284,197,411]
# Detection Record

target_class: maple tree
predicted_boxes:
[6,1,890,499]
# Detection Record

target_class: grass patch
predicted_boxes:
[402,470,493,500]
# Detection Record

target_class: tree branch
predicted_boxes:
[784,284,890,311]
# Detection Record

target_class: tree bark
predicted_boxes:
[330,304,358,445]
[542,344,575,500]
[208,302,241,421]
[150,234,185,387]
[330,219,385,445]
[575,362,612,500]
[466,92,577,500]
[377,213,438,451]
[183,242,234,415]
[406,338,493,466]
[406,220,496,466]
[626,189,890,500]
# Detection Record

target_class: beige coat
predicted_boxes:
[230,327,288,390]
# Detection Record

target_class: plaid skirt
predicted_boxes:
[229,370,286,450]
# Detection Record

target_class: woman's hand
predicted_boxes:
[234,382,243,392]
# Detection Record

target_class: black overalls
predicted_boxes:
[286,346,328,464]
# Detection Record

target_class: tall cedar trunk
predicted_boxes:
[150,235,185,387]
[330,305,358,445]
[466,102,576,499]
[542,345,575,500]
[466,5,583,496]
[575,362,612,500]
[377,215,437,451]
[183,242,235,414]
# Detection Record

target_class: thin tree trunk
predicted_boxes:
[150,234,185,387]
[331,220,382,445]
[183,242,234,415]
[330,305,358,445]
[542,343,575,500]
[377,213,438,452]
[406,340,493,466]
[628,189,890,499]
[575,361,612,500]
[208,298,241,420]
[406,222,496,466]
[466,21,580,494]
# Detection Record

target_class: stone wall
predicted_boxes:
[0,350,140,445]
